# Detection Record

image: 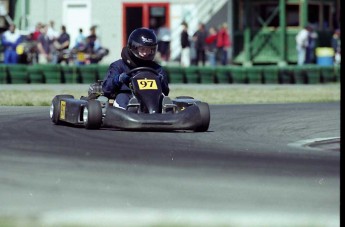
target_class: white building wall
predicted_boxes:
[29,0,62,27]
[91,0,121,64]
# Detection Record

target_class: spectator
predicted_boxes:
[74,28,86,48]
[157,25,171,65]
[1,24,22,64]
[86,25,101,63]
[216,22,231,65]
[53,25,70,64]
[332,29,341,65]
[192,23,207,66]
[149,18,159,36]
[47,20,59,41]
[32,22,42,41]
[37,24,54,63]
[86,25,100,51]
[305,25,318,64]
[180,21,190,67]
[205,26,218,67]
[296,25,312,65]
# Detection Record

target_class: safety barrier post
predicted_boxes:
[27,65,44,83]
[62,65,79,83]
[263,66,280,84]
[7,64,28,84]
[199,66,216,84]
[184,66,200,84]
[230,66,247,84]
[246,66,263,84]
[78,65,98,83]
[215,66,230,84]
[0,64,7,84]
[41,64,62,84]
[164,66,185,83]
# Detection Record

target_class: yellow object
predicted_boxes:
[316,47,334,57]
[60,101,66,120]
[77,52,86,62]
[16,44,24,55]
[137,79,158,90]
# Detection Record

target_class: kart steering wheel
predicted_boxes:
[127,67,159,77]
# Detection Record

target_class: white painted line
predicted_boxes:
[288,137,340,151]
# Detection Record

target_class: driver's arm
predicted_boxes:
[156,67,170,96]
[102,60,127,98]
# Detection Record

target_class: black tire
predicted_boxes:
[83,100,102,129]
[194,102,210,132]
[50,95,74,124]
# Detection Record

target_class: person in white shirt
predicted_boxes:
[47,20,59,41]
[180,22,191,67]
[1,24,22,64]
[296,25,312,65]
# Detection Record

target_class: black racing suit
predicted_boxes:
[101,47,169,108]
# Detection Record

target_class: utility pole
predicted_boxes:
[279,0,287,66]
[243,0,252,66]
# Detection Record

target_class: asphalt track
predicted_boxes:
[0,102,340,227]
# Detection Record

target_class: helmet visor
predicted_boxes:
[130,40,157,61]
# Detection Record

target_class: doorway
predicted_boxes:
[122,3,169,47]
[63,0,91,48]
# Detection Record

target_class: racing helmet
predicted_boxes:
[127,28,158,61]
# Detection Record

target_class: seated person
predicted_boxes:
[89,27,169,109]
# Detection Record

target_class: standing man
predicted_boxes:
[216,22,231,65]
[192,23,207,66]
[331,29,341,65]
[157,25,171,65]
[37,24,53,63]
[1,24,22,64]
[180,21,190,67]
[296,25,311,65]
[53,25,70,64]
[86,25,101,64]
[205,26,218,66]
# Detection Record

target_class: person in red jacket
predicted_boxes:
[205,26,218,66]
[216,22,231,65]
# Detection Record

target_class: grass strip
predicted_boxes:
[0,84,340,106]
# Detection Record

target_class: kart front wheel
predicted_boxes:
[194,102,210,132]
[83,100,102,129]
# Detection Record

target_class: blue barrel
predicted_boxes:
[316,47,334,66]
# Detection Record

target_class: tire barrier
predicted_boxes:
[0,64,340,84]
[7,64,29,84]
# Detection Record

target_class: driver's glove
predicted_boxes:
[118,72,130,84]
[88,81,103,99]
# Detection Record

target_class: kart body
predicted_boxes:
[50,67,210,132]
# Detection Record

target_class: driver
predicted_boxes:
[99,27,170,109]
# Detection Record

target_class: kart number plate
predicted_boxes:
[60,101,66,120]
[137,79,158,90]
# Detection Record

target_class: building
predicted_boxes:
[0,0,340,65]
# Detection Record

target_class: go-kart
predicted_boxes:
[50,67,210,132]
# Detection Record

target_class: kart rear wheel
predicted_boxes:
[50,95,74,124]
[83,100,102,129]
[194,102,210,132]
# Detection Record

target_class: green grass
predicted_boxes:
[0,84,340,106]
